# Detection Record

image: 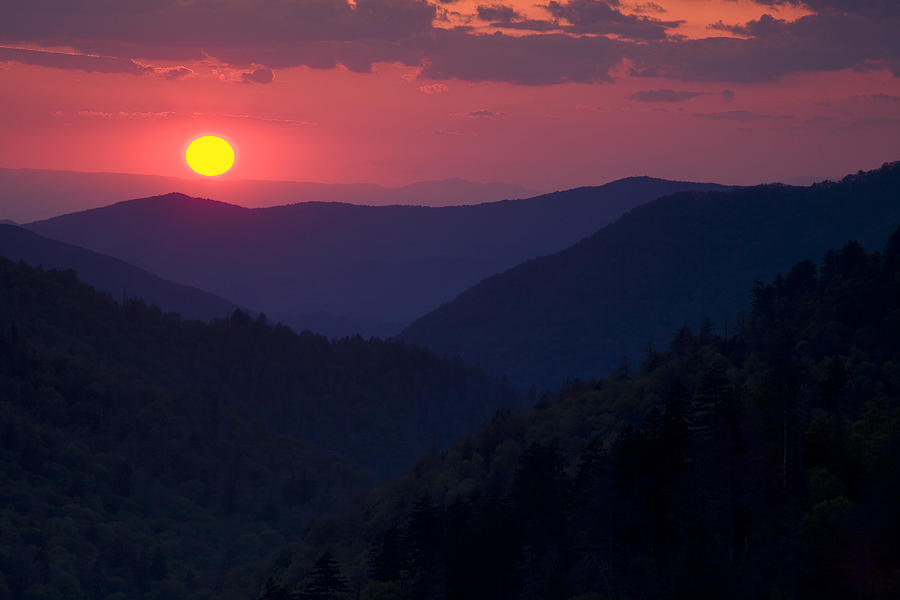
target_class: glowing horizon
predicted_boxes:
[1,1,898,188]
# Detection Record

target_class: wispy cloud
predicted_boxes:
[467,109,504,117]
[628,89,704,102]
[693,110,792,121]
[76,110,176,119]
[418,83,449,94]
[0,46,150,75]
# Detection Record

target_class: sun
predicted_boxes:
[185,135,235,176]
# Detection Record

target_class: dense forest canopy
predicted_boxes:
[269,231,900,600]
[0,257,520,600]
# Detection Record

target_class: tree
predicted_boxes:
[302,553,348,600]
[369,525,404,582]
[260,577,297,600]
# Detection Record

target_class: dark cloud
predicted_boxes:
[0,0,436,57]
[694,110,791,121]
[633,2,666,13]
[731,1,900,19]
[543,0,682,40]
[418,29,626,85]
[476,3,559,31]
[0,0,898,86]
[484,19,561,32]
[241,67,275,84]
[448,0,680,39]
[0,46,150,74]
[476,4,520,23]
[722,89,735,100]
[707,20,738,35]
[707,13,787,37]
[629,88,703,102]
[632,11,900,82]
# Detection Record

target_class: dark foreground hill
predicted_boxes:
[404,162,900,388]
[268,232,900,600]
[24,178,727,335]
[0,258,519,599]
[0,223,236,321]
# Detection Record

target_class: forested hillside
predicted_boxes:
[0,258,519,600]
[25,177,726,334]
[269,231,900,600]
[0,224,236,321]
[404,162,900,388]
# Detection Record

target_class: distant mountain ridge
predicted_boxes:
[402,162,900,388]
[0,224,236,320]
[0,167,538,222]
[25,177,728,334]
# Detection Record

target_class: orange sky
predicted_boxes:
[440,0,812,37]
[1,0,898,189]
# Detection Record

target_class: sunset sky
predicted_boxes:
[2,0,899,189]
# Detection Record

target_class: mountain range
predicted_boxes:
[276,231,900,600]
[3,160,900,600]
[403,162,900,388]
[24,177,727,335]
[0,167,537,223]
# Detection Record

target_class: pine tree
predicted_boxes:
[302,553,348,600]
[260,577,297,600]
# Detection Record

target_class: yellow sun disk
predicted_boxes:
[186,136,235,176]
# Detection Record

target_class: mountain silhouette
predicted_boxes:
[25,177,727,335]
[403,162,900,388]
[0,167,538,223]
[0,223,236,320]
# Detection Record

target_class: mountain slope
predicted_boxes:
[24,178,728,333]
[0,223,236,321]
[0,258,366,600]
[0,167,537,222]
[271,232,900,600]
[0,255,521,598]
[403,162,900,388]
[0,256,520,478]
